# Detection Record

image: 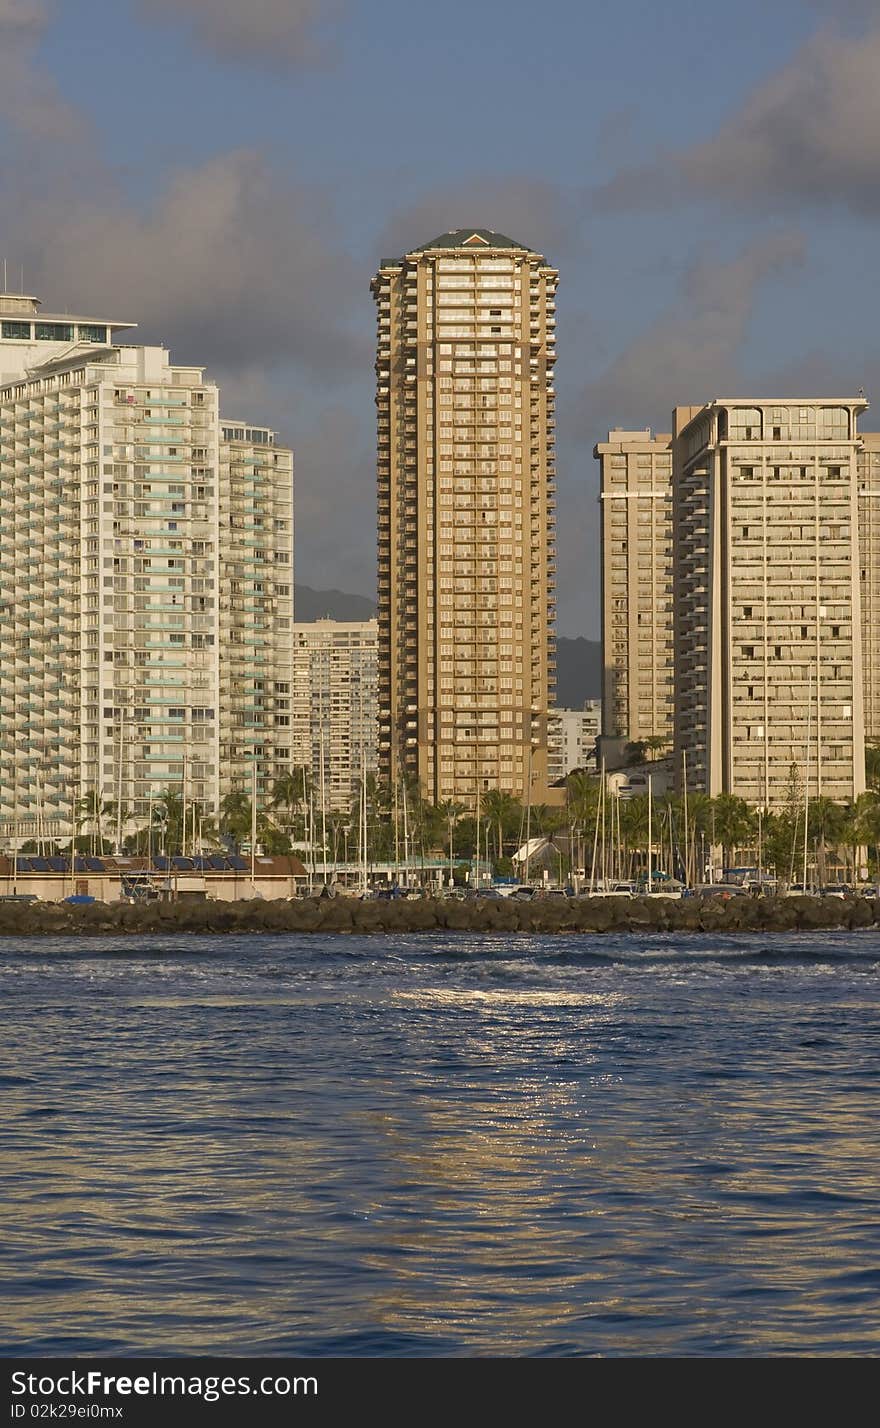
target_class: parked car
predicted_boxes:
[691,883,749,900]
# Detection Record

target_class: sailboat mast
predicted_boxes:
[361,750,368,896]
[116,709,125,854]
[251,751,258,893]
[646,773,653,895]
[589,760,603,895]
[402,778,410,889]
[600,765,607,890]
[319,700,327,890]
[681,749,689,889]
[524,735,532,884]
[803,662,812,891]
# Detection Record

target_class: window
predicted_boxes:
[78,325,107,343]
[1,320,29,339]
[832,625,840,638]
[35,322,73,341]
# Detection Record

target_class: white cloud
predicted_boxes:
[0,0,46,34]
[137,0,343,69]
[5,148,366,380]
[0,0,84,139]
[599,24,880,216]
[375,177,586,268]
[571,232,805,442]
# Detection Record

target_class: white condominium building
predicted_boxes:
[0,292,293,846]
[547,701,602,780]
[219,423,294,806]
[292,620,378,815]
[672,399,867,808]
[372,229,558,809]
[595,429,674,746]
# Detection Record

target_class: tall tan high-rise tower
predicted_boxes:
[595,429,674,747]
[371,230,558,808]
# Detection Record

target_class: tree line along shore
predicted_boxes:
[0,893,878,937]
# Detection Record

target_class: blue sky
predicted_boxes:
[3,0,880,636]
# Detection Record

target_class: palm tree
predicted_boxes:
[156,787,184,855]
[565,770,599,883]
[808,796,846,887]
[685,792,713,883]
[103,799,131,853]
[866,742,880,793]
[77,788,113,855]
[219,789,251,849]
[271,767,308,836]
[619,795,649,882]
[709,794,756,872]
[437,800,466,876]
[481,789,521,864]
[855,792,880,887]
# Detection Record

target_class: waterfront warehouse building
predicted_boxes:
[595,428,674,748]
[371,230,559,810]
[0,292,293,846]
[291,619,378,815]
[671,398,868,808]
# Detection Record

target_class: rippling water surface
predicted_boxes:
[2,929,880,1357]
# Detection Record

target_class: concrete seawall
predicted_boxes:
[0,894,878,937]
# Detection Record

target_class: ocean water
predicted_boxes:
[1,929,879,1358]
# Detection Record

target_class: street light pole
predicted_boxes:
[251,749,258,895]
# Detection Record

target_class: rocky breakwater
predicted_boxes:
[0,893,878,938]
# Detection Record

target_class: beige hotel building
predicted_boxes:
[858,432,880,744]
[371,230,558,808]
[595,429,674,747]
[672,398,868,808]
[598,399,880,809]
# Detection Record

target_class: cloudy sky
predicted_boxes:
[2,0,880,636]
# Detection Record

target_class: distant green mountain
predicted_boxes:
[294,585,601,703]
[294,584,377,622]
